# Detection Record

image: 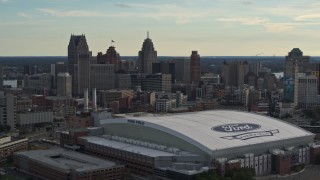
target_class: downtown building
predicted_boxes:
[283,48,310,105]
[138,33,157,74]
[0,91,16,130]
[297,73,318,109]
[190,51,201,84]
[221,61,249,89]
[67,34,91,97]
[56,72,72,97]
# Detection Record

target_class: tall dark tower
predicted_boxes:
[68,34,90,96]
[190,51,201,84]
[138,32,157,74]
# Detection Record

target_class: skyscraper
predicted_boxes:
[190,51,201,84]
[0,65,3,90]
[138,32,157,74]
[284,48,310,79]
[67,34,90,96]
[97,46,121,71]
[57,73,72,97]
[222,61,249,88]
[173,58,190,84]
[283,48,310,104]
[0,91,16,130]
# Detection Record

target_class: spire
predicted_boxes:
[147,31,149,39]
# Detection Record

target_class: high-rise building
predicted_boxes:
[68,34,90,96]
[297,73,318,109]
[284,48,310,79]
[24,73,52,94]
[143,74,171,93]
[249,61,262,76]
[90,64,115,90]
[0,65,3,90]
[116,74,131,90]
[173,58,190,84]
[51,62,67,88]
[283,48,309,105]
[138,33,157,74]
[57,73,72,97]
[152,62,175,83]
[0,91,16,130]
[78,53,91,96]
[97,46,121,71]
[222,61,249,88]
[190,51,201,84]
[119,60,136,72]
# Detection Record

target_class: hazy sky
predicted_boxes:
[1,0,320,56]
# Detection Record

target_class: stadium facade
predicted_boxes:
[61,110,319,179]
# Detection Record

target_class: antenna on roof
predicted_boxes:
[147,31,149,38]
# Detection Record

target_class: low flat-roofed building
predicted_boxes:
[14,148,125,180]
[0,136,28,161]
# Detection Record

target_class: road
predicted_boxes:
[257,165,320,180]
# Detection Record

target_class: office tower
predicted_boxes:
[90,64,115,91]
[24,73,52,94]
[222,61,249,88]
[249,61,262,76]
[138,32,157,74]
[173,58,190,84]
[57,73,72,97]
[297,73,318,109]
[284,48,310,79]
[190,51,201,84]
[24,65,39,75]
[116,74,131,90]
[119,60,136,72]
[0,91,16,130]
[51,62,67,88]
[143,74,171,93]
[68,34,90,96]
[283,48,309,105]
[78,53,91,96]
[97,46,121,71]
[309,63,320,95]
[0,65,3,90]
[152,62,176,83]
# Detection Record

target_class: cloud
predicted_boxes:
[37,8,107,17]
[217,17,269,25]
[115,3,132,8]
[18,13,33,19]
[295,13,320,21]
[1,0,9,2]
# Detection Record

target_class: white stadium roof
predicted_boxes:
[102,110,314,156]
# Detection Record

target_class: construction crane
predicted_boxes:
[255,52,263,56]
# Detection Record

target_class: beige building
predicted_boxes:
[0,136,28,161]
[57,73,72,97]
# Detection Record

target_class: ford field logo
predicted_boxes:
[212,123,261,133]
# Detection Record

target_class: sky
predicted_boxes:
[1,0,320,56]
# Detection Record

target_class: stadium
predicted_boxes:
[74,110,318,178]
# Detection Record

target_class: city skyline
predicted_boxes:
[1,0,320,56]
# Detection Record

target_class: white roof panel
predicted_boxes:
[113,110,314,152]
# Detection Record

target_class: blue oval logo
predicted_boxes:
[212,123,261,133]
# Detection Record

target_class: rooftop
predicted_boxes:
[101,110,314,153]
[16,148,118,173]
